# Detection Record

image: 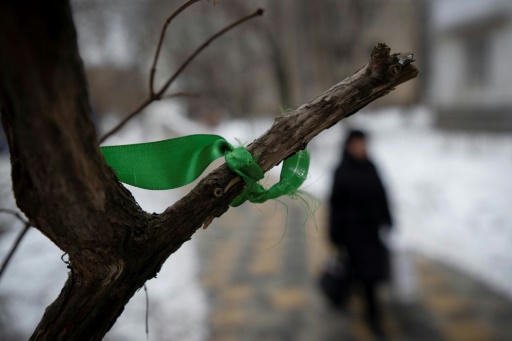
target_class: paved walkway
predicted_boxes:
[197,200,512,341]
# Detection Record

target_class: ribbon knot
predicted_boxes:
[224,146,309,207]
[225,146,264,184]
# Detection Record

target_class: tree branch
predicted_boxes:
[100,8,263,144]
[148,44,418,255]
[99,97,153,143]
[0,1,417,337]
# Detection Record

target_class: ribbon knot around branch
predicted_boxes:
[100,134,309,206]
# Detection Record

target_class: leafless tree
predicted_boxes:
[0,0,417,339]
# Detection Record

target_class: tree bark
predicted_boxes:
[0,1,417,340]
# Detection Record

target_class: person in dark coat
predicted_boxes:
[329,129,392,338]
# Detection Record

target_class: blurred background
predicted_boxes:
[1,0,512,340]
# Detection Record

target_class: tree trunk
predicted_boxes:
[0,1,417,339]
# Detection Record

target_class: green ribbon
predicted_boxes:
[100,134,309,206]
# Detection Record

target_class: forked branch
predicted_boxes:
[154,8,264,99]
[151,43,418,246]
[100,7,263,144]
[149,0,202,96]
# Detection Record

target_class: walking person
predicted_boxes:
[329,129,393,339]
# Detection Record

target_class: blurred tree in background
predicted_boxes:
[73,0,423,127]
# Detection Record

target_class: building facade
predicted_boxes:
[429,0,512,131]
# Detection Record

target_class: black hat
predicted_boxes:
[346,129,366,140]
[343,129,367,151]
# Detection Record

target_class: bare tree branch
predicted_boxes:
[151,45,418,242]
[0,208,26,223]
[0,208,31,283]
[155,8,264,99]
[100,8,264,144]
[149,0,203,96]
[0,1,417,338]
[99,97,156,144]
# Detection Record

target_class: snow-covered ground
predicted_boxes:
[155,104,512,300]
[307,107,512,299]
[1,105,511,339]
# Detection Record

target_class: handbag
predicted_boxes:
[318,252,351,308]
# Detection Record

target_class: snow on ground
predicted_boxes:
[1,104,511,339]
[145,104,512,300]
[306,106,512,299]
[146,104,512,300]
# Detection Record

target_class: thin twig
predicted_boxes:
[0,209,31,284]
[0,208,26,223]
[99,92,199,144]
[156,8,264,99]
[99,97,154,144]
[143,284,149,339]
[99,8,263,144]
[149,0,203,96]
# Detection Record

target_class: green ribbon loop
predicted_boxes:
[100,134,309,206]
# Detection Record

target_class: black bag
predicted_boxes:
[318,254,351,308]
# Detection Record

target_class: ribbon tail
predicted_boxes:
[101,134,231,190]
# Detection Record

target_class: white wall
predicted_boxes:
[429,0,512,108]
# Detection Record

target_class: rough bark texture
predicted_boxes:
[0,1,417,340]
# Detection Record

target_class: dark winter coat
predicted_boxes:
[329,151,393,282]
